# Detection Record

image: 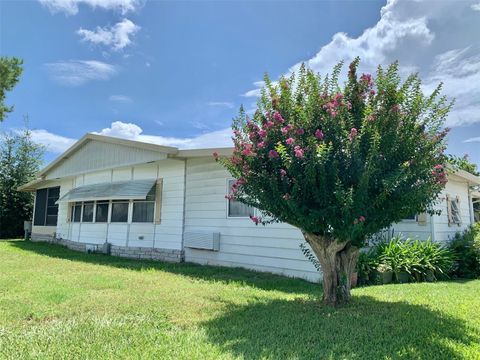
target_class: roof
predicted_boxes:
[37,133,179,178]
[18,133,480,191]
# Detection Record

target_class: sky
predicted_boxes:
[0,0,479,167]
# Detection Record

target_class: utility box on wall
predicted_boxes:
[184,232,220,251]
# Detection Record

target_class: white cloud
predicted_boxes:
[93,121,233,149]
[464,137,480,143]
[77,18,140,51]
[30,129,76,153]
[38,0,141,15]
[243,0,480,127]
[44,60,117,86]
[109,95,132,103]
[207,101,235,109]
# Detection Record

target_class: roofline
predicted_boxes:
[176,147,233,158]
[449,168,480,186]
[37,133,179,178]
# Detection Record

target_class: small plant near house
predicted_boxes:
[447,223,480,279]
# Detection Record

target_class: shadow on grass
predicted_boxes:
[202,296,478,360]
[7,240,317,295]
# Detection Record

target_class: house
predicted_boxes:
[19,133,480,282]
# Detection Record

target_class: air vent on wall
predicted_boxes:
[184,232,220,251]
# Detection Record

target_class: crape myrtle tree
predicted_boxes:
[216,59,451,306]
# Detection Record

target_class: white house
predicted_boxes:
[19,133,480,282]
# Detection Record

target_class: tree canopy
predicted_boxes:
[218,59,451,305]
[0,57,23,121]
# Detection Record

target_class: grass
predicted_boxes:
[0,240,479,359]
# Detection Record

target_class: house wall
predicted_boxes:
[183,157,321,282]
[33,159,186,257]
[433,179,472,243]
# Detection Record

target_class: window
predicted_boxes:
[132,201,154,222]
[95,201,109,223]
[82,202,94,222]
[402,214,417,221]
[33,187,60,226]
[111,200,129,222]
[447,195,461,226]
[73,203,82,222]
[227,179,255,218]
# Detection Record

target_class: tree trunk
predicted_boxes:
[303,232,359,306]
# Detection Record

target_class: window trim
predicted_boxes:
[110,200,130,223]
[225,178,256,219]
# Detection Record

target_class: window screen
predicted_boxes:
[95,202,109,222]
[132,201,154,223]
[227,180,255,217]
[34,187,60,226]
[111,201,129,222]
[82,202,94,222]
[449,198,461,225]
[34,188,47,226]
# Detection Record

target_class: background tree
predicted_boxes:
[0,127,44,238]
[218,59,451,306]
[0,57,23,121]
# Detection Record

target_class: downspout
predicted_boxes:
[430,213,436,243]
[180,158,187,261]
[468,187,474,225]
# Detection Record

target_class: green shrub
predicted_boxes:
[447,223,480,279]
[360,236,453,284]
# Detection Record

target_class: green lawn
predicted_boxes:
[0,240,479,359]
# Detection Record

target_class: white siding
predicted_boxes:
[432,179,472,243]
[55,160,185,251]
[46,140,167,179]
[184,157,320,282]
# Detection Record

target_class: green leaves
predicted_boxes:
[223,59,450,246]
[0,57,23,122]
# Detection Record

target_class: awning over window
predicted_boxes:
[56,179,156,203]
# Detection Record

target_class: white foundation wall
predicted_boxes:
[55,159,185,251]
[184,157,320,282]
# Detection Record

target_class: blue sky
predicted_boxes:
[0,0,479,166]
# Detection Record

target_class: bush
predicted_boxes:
[358,236,453,285]
[447,223,480,279]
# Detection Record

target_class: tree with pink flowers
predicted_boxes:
[217,59,451,306]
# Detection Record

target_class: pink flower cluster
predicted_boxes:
[323,93,345,117]
[432,164,447,185]
[249,215,261,225]
[353,215,366,224]
[348,128,358,141]
[294,145,304,158]
[315,129,324,140]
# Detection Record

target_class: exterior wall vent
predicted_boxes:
[184,232,220,251]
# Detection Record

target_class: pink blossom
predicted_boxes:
[369,90,375,96]
[367,114,375,122]
[281,127,289,135]
[348,128,358,141]
[212,151,219,160]
[257,141,266,149]
[241,143,254,156]
[236,178,247,185]
[434,164,443,170]
[391,104,400,113]
[225,194,234,200]
[265,120,275,129]
[294,145,304,158]
[359,216,366,222]
[268,150,279,159]
[314,129,324,140]
[233,130,241,136]
[258,129,267,138]
[286,137,295,145]
[280,169,287,177]
[273,112,285,123]
[296,128,305,135]
[282,194,290,200]
[249,215,261,225]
